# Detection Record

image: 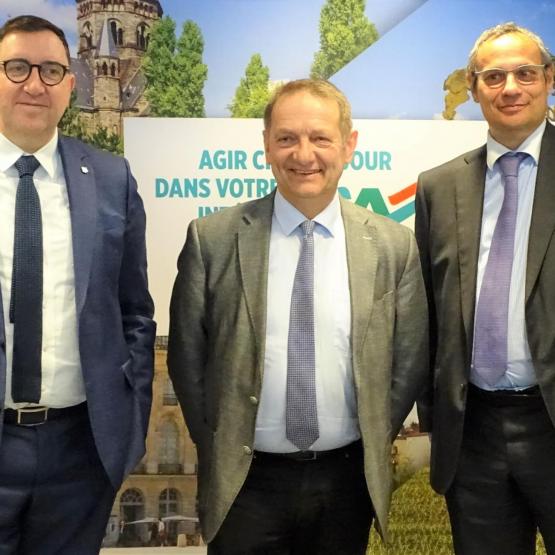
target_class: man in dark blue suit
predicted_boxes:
[0,15,155,553]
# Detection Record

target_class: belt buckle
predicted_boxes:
[16,407,49,426]
[298,450,318,461]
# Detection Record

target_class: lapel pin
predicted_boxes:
[81,166,89,174]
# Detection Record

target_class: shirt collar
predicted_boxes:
[486,120,545,170]
[273,189,342,237]
[0,130,60,179]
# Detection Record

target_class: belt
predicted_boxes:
[3,402,87,426]
[254,439,363,462]
[468,383,541,406]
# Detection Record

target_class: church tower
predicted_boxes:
[93,17,121,133]
[74,0,163,135]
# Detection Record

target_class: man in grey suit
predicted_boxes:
[0,16,155,553]
[168,79,427,554]
[416,22,555,555]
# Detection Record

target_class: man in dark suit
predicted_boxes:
[0,16,155,553]
[168,79,428,554]
[416,22,555,555]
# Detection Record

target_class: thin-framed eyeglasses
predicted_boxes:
[472,64,548,89]
[0,58,70,86]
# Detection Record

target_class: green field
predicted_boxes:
[367,468,547,554]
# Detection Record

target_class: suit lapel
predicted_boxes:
[237,193,274,380]
[456,146,487,354]
[341,198,377,369]
[526,123,555,301]
[58,136,96,316]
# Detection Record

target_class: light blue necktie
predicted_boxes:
[473,152,527,387]
[286,220,319,450]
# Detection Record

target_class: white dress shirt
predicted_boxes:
[0,131,85,408]
[254,190,360,452]
[470,121,546,390]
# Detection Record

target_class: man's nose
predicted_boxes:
[23,66,46,94]
[294,138,315,163]
[502,71,521,94]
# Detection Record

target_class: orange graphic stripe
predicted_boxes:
[388,183,417,206]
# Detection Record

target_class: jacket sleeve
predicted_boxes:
[167,220,210,447]
[390,227,429,437]
[120,159,156,434]
[414,177,436,432]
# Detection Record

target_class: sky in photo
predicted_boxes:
[2,0,554,119]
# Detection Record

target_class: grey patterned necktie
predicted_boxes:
[286,219,319,450]
[473,152,527,387]
[10,155,43,403]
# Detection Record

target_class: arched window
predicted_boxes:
[110,20,118,45]
[120,489,145,544]
[158,420,181,473]
[102,62,108,76]
[137,23,149,49]
[120,488,145,522]
[110,63,116,77]
[82,22,93,50]
[109,20,123,46]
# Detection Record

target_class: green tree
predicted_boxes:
[175,20,208,117]
[142,16,177,116]
[311,0,378,80]
[143,16,207,116]
[87,127,124,155]
[59,93,122,155]
[229,53,270,118]
[59,90,87,139]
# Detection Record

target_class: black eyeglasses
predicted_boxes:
[0,58,70,86]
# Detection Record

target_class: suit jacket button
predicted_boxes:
[243,446,253,455]
[249,396,258,405]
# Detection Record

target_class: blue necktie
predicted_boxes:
[286,220,319,450]
[10,155,43,403]
[473,152,527,387]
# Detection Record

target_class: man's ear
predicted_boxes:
[343,130,358,164]
[466,72,479,103]
[263,129,272,164]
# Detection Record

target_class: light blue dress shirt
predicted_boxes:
[471,121,546,390]
[254,190,359,452]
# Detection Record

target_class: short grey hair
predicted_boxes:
[264,79,353,142]
[466,22,553,87]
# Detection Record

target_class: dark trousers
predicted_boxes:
[0,405,116,555]
[446,384,555,555]
[208,441,373,555]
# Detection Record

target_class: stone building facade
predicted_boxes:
[108,341,200,547]
[72,0,163,136]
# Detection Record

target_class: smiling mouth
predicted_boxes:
[289,169,321,175]
[18,102,48,108]
[499,104,526,112]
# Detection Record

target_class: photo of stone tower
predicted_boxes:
[72,0,163,136]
